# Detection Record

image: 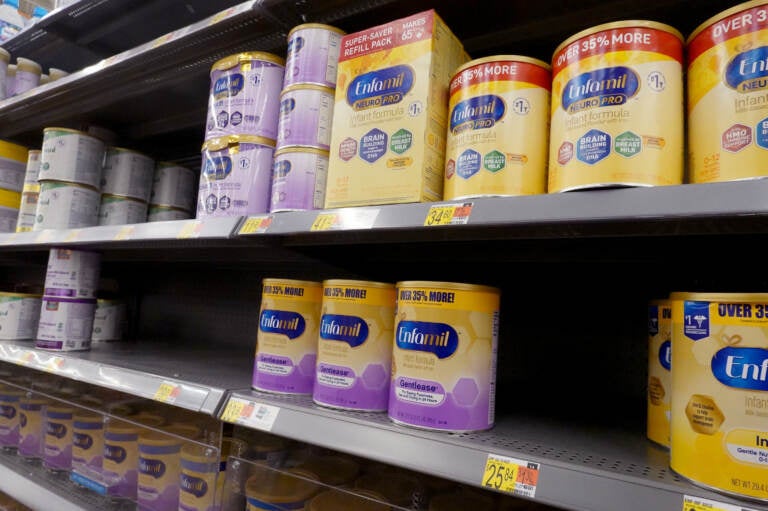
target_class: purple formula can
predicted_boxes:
[19,396,47,461]
[35,297,97,352]
[44,247,101,300]
[205,52,285,141]
[277,84,335,150]
[269,147,329,212]
[44,405,75,472]
[284,23,345,88]
[197,135,276,218]
[0,386,23,451]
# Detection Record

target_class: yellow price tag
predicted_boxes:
[154,382,180,403]
[311,213,338,231]
[424,205,456,226]
[239,216,272,235]
[35,230,54,243]
[221,398,247,423]
[63,230,81,242]
[683,495,757,511]
[19,352,35,366]
[482,457,519,494]
[177,221,203,239]
[114,226,135,241]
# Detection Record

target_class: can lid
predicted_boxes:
[39,179,100,193]
[453,54,551,76]
[274,146,330,157]
[395,280,501,294]
[687,0,768,43]
[262,278,323,288]
[15,57,41,74]
[668,291,768,301]
[211,51,285,73]
[322,279,394,290]
[48,67,69,81]
[552,20,684,63]
[100,193,148,204]
[0,139,29,163]
[42,126,98,139]
[288,23,346,38]
[6,64,15,75]
[281,83,336,95]
[202,135,276,152]
[0,48,9,63]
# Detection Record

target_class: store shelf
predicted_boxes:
[220,390,760,511]
[236,180,768,244]
[0,448,132,510]
[0,341,252,415]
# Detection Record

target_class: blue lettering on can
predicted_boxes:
[213,73,244,98]
[726,46,768,92]
[259,309,306,339]
[202,156,232,180]
[450,95,506,133]
[711,347,768,390]
[180,473,208,498]
[347,65,414,110]
[659,340,671,371]
[395,320,459,359]
[562,66,639,113]
[684,301,710,341]
[320,314,369,347]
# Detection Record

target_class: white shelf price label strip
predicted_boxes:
[221,397,279,431]
[482,453,540,498]
[683,495,761,511]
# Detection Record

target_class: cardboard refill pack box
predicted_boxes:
[324,9,469,208]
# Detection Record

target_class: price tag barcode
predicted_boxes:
[220,397,279,431]
[154,382,181,403]
[482,454,540,498]
[311,213,338,231]
[239,216,273,235]
[424,202,474,226]
[177,221,203,239]
[683,495,760,511]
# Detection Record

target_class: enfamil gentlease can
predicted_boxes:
[549,21,684,192]
[389,281,500,432]
[687,1,768,182]
[670,292,768,502]
[647,298,672,449]
[444,56,551,199]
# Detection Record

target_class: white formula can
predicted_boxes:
[269,147,328,212]
[150,162,197,213]
[0,292,42,340]
[0,47,9,100]
[23,149,41,187]
[98,194,148,226]
[44,248,101,300]
[101,147,155,202]
[35,297,96,351]
[13,58,41,96]
[198,135,275,217]
[91,299,127,342]
[277,84,335,150]
[146,205,193,222]
[284,23,345,88]
[0,139,28,192]
[15,185,38,232]
[38,128,106,189]
[33,180,101,231]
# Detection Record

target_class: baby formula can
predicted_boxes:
[19,395,48,461]
[548,21,684,192]
[71,411,104,484]
[38,128,106,189]
[97,194,148,226]
[100,147,155,201]
[33,180,101,231]
[0,192,19,232]
[389,281,501,432]
[284,23,345,88]
[277,84,335,150]
[23,149,41,186]
[147,204,193,222]
[43,404,75,472]
[102,419,141,499]
[44,247,101,300]
[307,489,391,511]
[35,297,97,351]
[205,52,285,141]
[13,57,41,96]
[0,387,23,451]
[197,135,275,218]
[313,279,395,412]
[48,67,69,82]
[0,292,41,340]
[91,298,127,342]
[687,1,768,182]
[670,291,768,502]
[244,469,321,511]
[5,64,15,98]
[0,139,29,192]
[0,47,8,99]
[647,297,672,448]
[444,56,552,199]
[253,278,322,395]
[269,147,329,212]
[150,162,197,213]
[180,443,219,511]
[15,184,39,232]
[138,431,183,511]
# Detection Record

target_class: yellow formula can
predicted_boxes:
[444,56,551,199]
[687,1,768,182]
[245,468,321,510]
[71,412,104,482]
[253,278,323,394]
[102,420,141,499]
[138,431,183,511]
[389,281,501,432]
[180,443,219,511]
[549,21,684,192]
[670,292,768,502]
[313,279,395,411]
[647,298,672,448]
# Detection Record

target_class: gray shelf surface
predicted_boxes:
[222,389,764,511]
[0,448,134,510]
[0,341,252,415]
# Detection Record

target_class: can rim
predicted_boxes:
[395,280,501,294]
[211,51,285,73]
[15,57,41,74]
[322,279,395,289]
[42,127,101,142]
[38,179,100,193]
[202,135,276,152]
[288,23,346,38]
[453,55,552,77]
[280,83,336,95]
[101,193,148,204]
[668,291,768,301]
[686,0,768,44]
[262,278,322,288]
[552,20,684,62]
[274,146,330,157]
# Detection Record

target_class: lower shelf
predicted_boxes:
[0,448,134,511]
